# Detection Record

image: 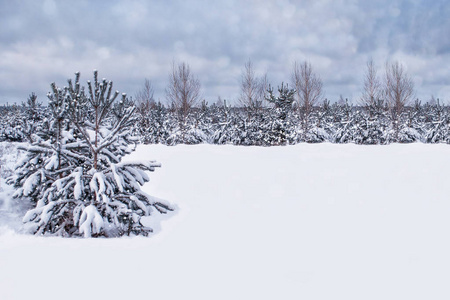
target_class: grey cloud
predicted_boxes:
[0,0,449,105]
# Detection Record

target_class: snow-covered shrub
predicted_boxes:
[210,101,240,145]
[424,100,449,143]
[352,113,389,145]
[166,126,208,145]
[165,112,209,145]
[233,113,268,146]
[135,101,171,144]
[0,105,25,142]
[332,100,356,144]
[304,126,329,143]
[9,71,173,237]
[19,93,48,143]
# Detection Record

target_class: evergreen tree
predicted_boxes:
[19,93,47,143]
[211,99,239,144]
[353,99,390,144]
[333,99,356,143]
[142,102,171,144]
[425,99,449,143]
[303,99,331,143]
[10,71,173,237]
[265,83,296,145]
[0,104,25,142]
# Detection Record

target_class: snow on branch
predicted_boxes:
[10,70,175,237]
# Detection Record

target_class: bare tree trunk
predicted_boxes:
[238,59,267,121]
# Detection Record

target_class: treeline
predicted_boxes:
[134,97,449,145]
[133,59,449,145]
[0,59,449,146]
[1,88,449,146]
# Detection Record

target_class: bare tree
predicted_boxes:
[384,61,415,117]
[238,60,268,119]
[166,61,201,121]
[360,59,381,107]
[259,73,269,104]
[292,61,323,115]
[383,61,415,140]
[134,79,155,126]
[135,79,155,108]
[291,61,323,137]
[428,95,437,106]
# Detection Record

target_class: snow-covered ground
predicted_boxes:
[1,143,450,300]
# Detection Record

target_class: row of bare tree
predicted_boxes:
[135,59,416,126]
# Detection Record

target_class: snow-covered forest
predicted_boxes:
[1,62,449,146]
[2,91,449,145]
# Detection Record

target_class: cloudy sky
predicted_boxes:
[1,0,449,105]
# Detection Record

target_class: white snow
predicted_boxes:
[1,143,450,299]
[79,204,104,238]
[72,167,83,200]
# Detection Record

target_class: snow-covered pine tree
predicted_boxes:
[352,109,388,145]
[425,99,449,143]
[332,99,356,143]
[394,99,422,143]
[211,99,239,144]
[10,71,173,237]
[303,99,331,143]
[233,107,268,146]
[265,83,296,145]
[0,104,25,142]
[353,98,390,144]
[192,100,213,143]
[140,101,171,144]
[19,93,47,143]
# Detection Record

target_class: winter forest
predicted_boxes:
[2,60,449,147]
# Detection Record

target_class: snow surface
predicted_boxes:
[1,143,450,300]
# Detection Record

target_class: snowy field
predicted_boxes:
[1,143,450,300]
